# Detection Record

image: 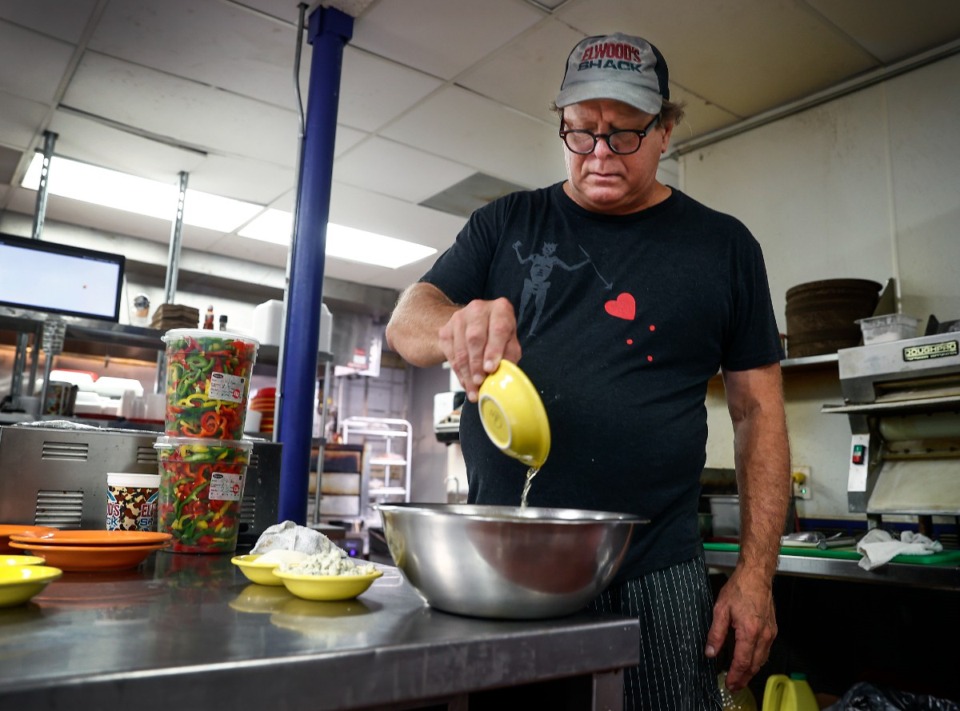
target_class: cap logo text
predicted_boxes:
[581,42,643,64]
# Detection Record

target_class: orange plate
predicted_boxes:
[0,525,58,554]
[9,530,172,547]
[7,542,169,572]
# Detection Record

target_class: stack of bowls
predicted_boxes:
[249,387,276,434]
[157,329,259,554]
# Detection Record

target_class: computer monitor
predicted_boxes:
[0,233,125,322]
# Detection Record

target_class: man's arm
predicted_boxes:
[706,362,791,692]
[385,282,522,402]
[385,283,460,368]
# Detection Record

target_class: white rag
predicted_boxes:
[250,520,340,556]
[856,529,942,570]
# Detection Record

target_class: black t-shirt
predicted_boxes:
[421,183,783,581]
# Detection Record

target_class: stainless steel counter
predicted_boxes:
[704,548,960,591]
[0,553,639,710]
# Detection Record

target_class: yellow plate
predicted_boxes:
[0,555,46,567]
[0,565,63,607]
[478,360,550,468]
[273,568,383,601]
[231,554,284,586]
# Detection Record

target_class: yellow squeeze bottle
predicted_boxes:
[761,673,818,711]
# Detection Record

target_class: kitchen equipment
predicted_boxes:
[761,673,818,711]
[0,424,281,546]
[823,330,960,531]
[378,503,646,619]
[477,360,551,468]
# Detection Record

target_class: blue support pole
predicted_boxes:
[277,6,353,523]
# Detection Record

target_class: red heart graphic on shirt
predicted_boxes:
[604,293,635,321]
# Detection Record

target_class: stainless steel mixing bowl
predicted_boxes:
[377,503,646,619]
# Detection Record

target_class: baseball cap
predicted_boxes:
[555,33,669,115]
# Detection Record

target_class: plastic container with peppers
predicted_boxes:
[161,329,259,441]
[154,436,253,554]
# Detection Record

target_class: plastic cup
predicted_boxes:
[161,329,259,440]
[106,472,161,531]
[154,436,253,554]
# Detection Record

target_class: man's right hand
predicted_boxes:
[438,296,521,402]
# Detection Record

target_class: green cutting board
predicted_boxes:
[703,541,960,566]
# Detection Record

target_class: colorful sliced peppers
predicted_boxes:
[161,330,259,440]
[155,437,252,554]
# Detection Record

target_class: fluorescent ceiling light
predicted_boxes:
[23,153,258,232]
[239,211,438,269]
[22,153,438,269]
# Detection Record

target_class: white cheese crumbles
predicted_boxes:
[279,547,376,577]
[251,521,376,576]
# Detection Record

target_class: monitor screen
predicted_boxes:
[0,233,125,322]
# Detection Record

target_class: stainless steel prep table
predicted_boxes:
[0,553,639,710]
[703,545,960,591]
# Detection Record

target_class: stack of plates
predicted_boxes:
[0,525,57,554]
[7,530,172,572]
[249,387,276,434]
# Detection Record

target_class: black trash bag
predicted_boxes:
[826,682,959,711]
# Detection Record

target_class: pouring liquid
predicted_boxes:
[519,466,540,509]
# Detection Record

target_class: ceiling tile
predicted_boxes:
[0,0,99,43]
[456,19,584,125]
[89,0,303,109]
[0,94,49,151]
[380,85,566,190]
[350,0,545,79]
[0,21,75,104]
[333,136,474,203]
[339,46,444,131]
[185,154,296,205]
[64,52,300,167]
[329,181,467,252]
[47,110,206,184]
[806,0,960,63]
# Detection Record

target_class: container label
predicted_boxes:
[208,372,246,403]
[902,340,958,362]
[210,472,244,501]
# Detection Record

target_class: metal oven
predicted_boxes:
[0,424,281,545]
[824,331,960,534]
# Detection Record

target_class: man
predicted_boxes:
[386,32,790,710]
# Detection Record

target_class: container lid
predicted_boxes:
[154,435,255,452]
[106,472,161,486]
[161,328,260,348]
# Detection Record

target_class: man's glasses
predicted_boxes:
[559,114,660,155]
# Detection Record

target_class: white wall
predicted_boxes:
[686,53,960,520]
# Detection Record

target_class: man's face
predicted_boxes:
[561,99,672,215]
